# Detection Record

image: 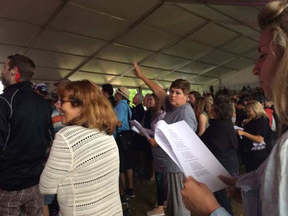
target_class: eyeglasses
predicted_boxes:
[56,99,74,106]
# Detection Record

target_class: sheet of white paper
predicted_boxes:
[234,126,243,139]
[131,126,140,134]
[155,120,232,192]
[130,120,151,139]
[154,125,183,173]
[234,125,244,131]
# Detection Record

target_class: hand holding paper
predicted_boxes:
[234,126,244,139]
[234,125,243,131]
[155,120,232,192]
[130,120,151,139]
[182,176,221,215]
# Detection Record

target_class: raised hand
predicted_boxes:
[133,61,144,79]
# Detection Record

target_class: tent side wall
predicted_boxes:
[199,66,259,93]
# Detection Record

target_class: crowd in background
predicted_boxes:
[4,67,278,216]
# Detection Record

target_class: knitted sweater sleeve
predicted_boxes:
[39,132,73,194]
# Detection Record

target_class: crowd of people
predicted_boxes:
[1,1,288,216]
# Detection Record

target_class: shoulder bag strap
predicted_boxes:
[127,103,131,130]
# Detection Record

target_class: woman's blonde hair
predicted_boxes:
[204,95,213,119]
[231,98,237,114]
[258,0,288,127]
[57,80,118,135]
[245,100,268,119]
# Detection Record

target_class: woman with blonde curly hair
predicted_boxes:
[181,1,288,215]
[39,80,121,216]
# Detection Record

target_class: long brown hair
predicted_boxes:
[194,97,206,117]
[57,80,118,135]
[150,93,164,121]
[194,96,210,118]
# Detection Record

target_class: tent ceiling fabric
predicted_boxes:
[0,0,267,89]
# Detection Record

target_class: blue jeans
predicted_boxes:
[44,194,56,205]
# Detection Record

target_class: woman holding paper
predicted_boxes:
[144,94,166,137]
[134,63,197,216]
[143,93,167,216]
[181,1,288,215]
[237,100,272,172]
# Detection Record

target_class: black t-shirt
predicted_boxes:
[132,104,145,123]
[143,108,153,129]
[241,116,272,152]
[201,119,238,157]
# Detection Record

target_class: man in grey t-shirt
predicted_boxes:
[133,62,197,216]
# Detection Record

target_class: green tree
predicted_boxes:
[128,89,153,107]
[129,89,137,106]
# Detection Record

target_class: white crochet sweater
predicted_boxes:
[39,125,122,216]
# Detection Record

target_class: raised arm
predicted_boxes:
[198,113,207,136]
[133,62,167,104]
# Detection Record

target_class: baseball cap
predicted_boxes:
[34,83,48,96]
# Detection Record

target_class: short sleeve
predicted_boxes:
[255,117,270,138]
[164,96,172,112]
[114,103,125,122]
[181,105,197,132]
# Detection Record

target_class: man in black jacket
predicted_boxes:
[0,54,54,215]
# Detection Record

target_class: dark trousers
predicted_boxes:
[214,149,239,216]
[241,149,269,172]
[155,172,165,206]
[214,189,234,215]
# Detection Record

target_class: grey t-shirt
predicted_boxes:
[154,96,197,173]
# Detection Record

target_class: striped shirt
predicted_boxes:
[40,125,122,216]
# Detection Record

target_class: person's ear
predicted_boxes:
[10,66,20,82]
[10,70,16,76]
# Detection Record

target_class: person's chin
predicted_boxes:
[263,89,272,100]
[61,118,67,125]
[169,101,176,106]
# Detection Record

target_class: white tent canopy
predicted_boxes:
[0,0,266,92]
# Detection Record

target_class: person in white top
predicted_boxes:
[181,1,288,216]
[39,80,122,216]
